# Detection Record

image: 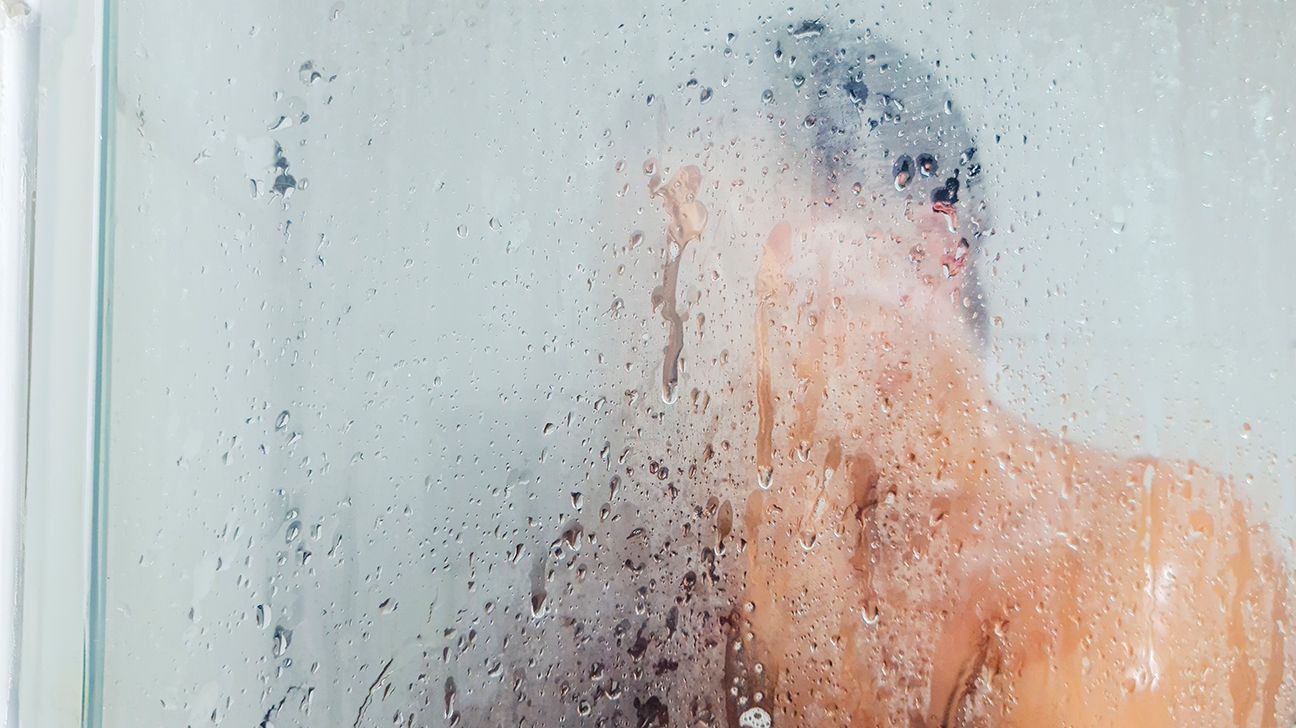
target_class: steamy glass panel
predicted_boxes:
[94,2,1296,726]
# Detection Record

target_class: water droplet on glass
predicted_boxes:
[790,19,824,39]
[299,61,323,85]
[255,604,270,629]
[798,531,817,551]
[444,677,457,719]
[275,410,290,430]
[796,440,810,462]
[272,625,292,657]
[756,466,773,490]
[739,706,772,728]
[378,598,396,615]
[455,224,468,238]
[893,155,914,191]
[699,87,713,103]
[845,79,868,106]
[862,605,881,626]
[761,89,774,103]
[916,153,937,177]
[272,173,297,197]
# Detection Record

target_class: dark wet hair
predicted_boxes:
[769,18,992,341]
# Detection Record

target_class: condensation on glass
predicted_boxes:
[95,1,1296,727]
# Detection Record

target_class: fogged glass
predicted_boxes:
[96,2,1296,726]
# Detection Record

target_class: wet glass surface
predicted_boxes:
[95,3,1296,726]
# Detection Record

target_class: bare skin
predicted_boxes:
[649,166,1294,726]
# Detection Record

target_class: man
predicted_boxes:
[652,20,1294,726]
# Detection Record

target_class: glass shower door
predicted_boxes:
[89,1,1296,726]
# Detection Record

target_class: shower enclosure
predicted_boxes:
[8,0,1296,726]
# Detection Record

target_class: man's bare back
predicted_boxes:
[650,164,1294,726]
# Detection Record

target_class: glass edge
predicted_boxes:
[82,0,114,723]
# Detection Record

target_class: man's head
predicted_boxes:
[760,18,992,342]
